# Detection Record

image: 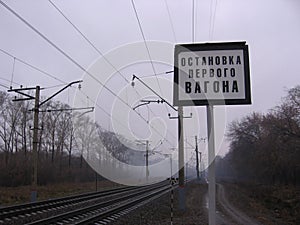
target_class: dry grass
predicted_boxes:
[222,182,300,225]
[0,180,122,206]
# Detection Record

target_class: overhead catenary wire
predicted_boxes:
[49,0,151,107]
[48,0,164,126]
[0,48,67,84]
[0,42,133,132]
[38,106,94,113]
[190,0,196,116]
[0,1,177,148]
[0,1,190,150]
[78,88,177,149]
[162,1,196,149]
[130,0,170,114]
[192,0,195,43]
[0,1,91,83]
[209,0,218,40]
[164,0,177,43]
[135,70,173,78]
[0,49,93,119]
[48,0,129,84]
[10,57,16,88]
[43,83,69,90]
[0,1,118,103]
[0,82,9,89]
[211,0,218,40]
[0,76,21,86]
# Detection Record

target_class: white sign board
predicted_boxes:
[174,42,251,106]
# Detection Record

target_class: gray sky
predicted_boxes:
[0,0,299,158]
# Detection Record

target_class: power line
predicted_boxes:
[0,48,67,84]
[0,1,113,100]
[209,0,214,40]
[43,83,67,90]
[0,1,178,148]
[164,0,177,43]
[209,0,218,40]
[0,76,21,86]
[0,82,9,89]
[191,0,196,117]
[141,70,173,78]
[78,89,177,149]
[38,106,94,113]
[211,0,218,40]
[10,57,16,87]
[48,0,129,84]
[48,0,163,125]
[131,0,155,73]
[192,0,195,43]
[130,1,195,150]
[130,0,170,114]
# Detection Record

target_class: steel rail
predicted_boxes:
[26,182,170,225]
[75,185,172,224]
[0,185,141,221]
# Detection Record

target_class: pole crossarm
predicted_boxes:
[198,137,206,143]
[14,90,35,99]
[149,150,172,158]
[8,86,41,92]
[39,80,82,107]
[133,99,165,110]
[8,86,42,101]
[168,112,193,119]
[133,101,151,111]
[141,99,165,104]
[12,97,34,102]
[132,74,177,112]
[37,106,94,113]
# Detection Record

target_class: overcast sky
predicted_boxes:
[0,0,299,159]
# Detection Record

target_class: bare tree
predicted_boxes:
[223,86,300,185]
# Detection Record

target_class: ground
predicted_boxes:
[0,180,121,206]
[115,181,208,225]
[221,182,299,225]
[115,180,299,225]
[0,180,298,224]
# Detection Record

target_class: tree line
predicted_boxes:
[0,90,137,187]
[216,86,300,185]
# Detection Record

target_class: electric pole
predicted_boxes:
[199,151,202,179]
[136,140,150,182]
[8,86,41,202]
[8,80,82,202]
[131,74,192,210]
[32,86,40,201]
[146,140,149,182]
[195,136,200,180]
[168,107,192,211]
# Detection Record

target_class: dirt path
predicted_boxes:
[204,193,233,225]
[216,183,261,225]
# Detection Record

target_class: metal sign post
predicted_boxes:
[178,106,185,210]
[207,105,216,225]
[173,41,251,224]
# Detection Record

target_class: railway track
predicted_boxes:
[0,181,173,225]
